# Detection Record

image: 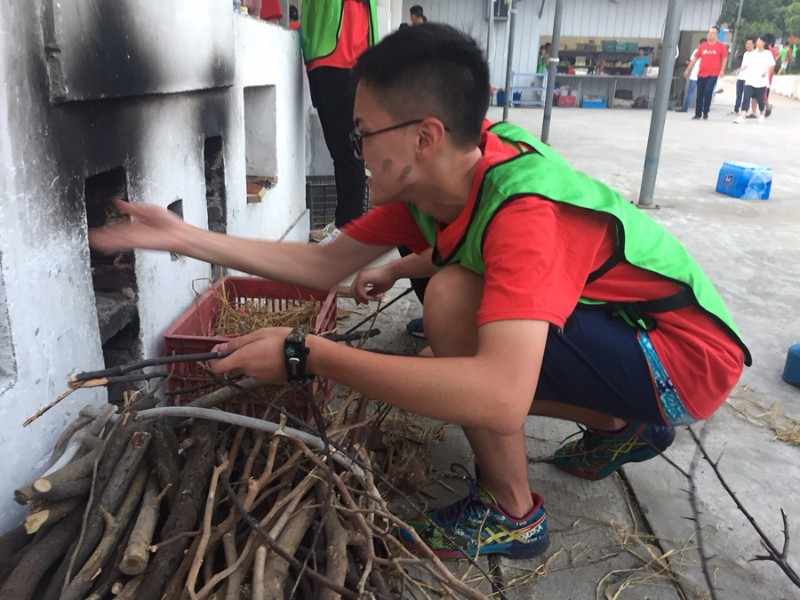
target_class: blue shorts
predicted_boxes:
[534,306,694,426]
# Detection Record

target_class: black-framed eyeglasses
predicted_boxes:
[348,119,425,156]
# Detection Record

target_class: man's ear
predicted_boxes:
[415,118,448,158]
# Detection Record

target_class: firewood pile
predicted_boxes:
[0,375,486,600]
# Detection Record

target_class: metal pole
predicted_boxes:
[638,0,684,207]
[487,0,494,63]
[502,0,516,121]
[541,0,563,144]
[728,0,745,70]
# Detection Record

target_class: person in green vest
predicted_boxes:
[302,0,380,243]
[89,23,749,562]
[536,42,551,73]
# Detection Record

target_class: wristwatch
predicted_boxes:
[284,327,310,381]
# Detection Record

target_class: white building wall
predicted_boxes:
[0,1,306,533]
[402,0,723,88]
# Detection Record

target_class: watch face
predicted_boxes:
[286,345,298,357]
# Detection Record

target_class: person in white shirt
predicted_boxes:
[733,36,776,124]
[677,38,705,112]
[731,38,754,115]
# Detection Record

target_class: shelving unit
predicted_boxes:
[558,50,641,76]
[508,71,546,107]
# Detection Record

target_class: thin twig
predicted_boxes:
[687,426,800,588]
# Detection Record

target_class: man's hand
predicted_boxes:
[88,200,190,255]
[209,327,293,383]
[350,263,398,304]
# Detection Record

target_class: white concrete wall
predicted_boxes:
[0,2,306,533]
[771,75,800,100]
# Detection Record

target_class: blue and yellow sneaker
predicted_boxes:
[553,422,675,481]
[399,483,549,560]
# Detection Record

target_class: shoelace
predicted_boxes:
[435,464,486,524]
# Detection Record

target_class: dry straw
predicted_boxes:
[209,280,320,336]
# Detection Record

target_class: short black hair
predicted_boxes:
[762,33,775,47]
[410,5,424,17]
[352,23,489,148]
[710,25,720,33]
[289,4,298,20]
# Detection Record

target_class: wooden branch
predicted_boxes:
[65,424,150,587]
[135,419,217,600]
[24,497,83,534]
[49,404,116,466]
[262,500,317,594]
[218,472,358,600]
[113,575,142,600]
[61,465,149,600]
[0,524,31,567]
[119,474,162,575]
[69,350,232,386]
[32,477,93,506]
[252,546,267,600]
[158,534,203,600]
[84,509,138,600]
[317,481,349,600]
[73,372,167,389]
[14,445,102,505]
[222,532,243,600]
[186,457,230,599]
[0,509,81,600]
[147,417,183,508]
[22,384,81,427]
[186,376,270,410]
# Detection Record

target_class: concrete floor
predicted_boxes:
[335,80,800,599]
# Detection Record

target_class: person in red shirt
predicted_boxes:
[88,24,748,562]
[259,0,282,22]
[684,25,728,120]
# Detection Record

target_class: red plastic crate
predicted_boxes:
[163,276,337,414]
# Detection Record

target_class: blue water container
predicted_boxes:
[512,90,522,107]
[496,89,506,107]
[783,343,800,388]
[716,162,772,200]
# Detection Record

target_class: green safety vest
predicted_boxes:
[301,0,379,64]
[407,122,751,365]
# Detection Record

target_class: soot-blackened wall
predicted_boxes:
[0,2,307,533]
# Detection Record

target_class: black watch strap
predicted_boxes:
[284,327,310,381]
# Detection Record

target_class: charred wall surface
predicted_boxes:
[0,1,308,532]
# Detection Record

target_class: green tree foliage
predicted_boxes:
[785,0,800,34]
[720,0,798,38]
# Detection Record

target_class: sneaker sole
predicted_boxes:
[400,532,550,560]
[552,426,676,481]
[552,446,660,480]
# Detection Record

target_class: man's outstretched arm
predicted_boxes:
[88,200,390,291]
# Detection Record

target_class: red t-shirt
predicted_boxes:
[306,0,369,71]
[260,0,283,21]
[343,132,744,419]
[769,46,778,83]
[696,41,728,77]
